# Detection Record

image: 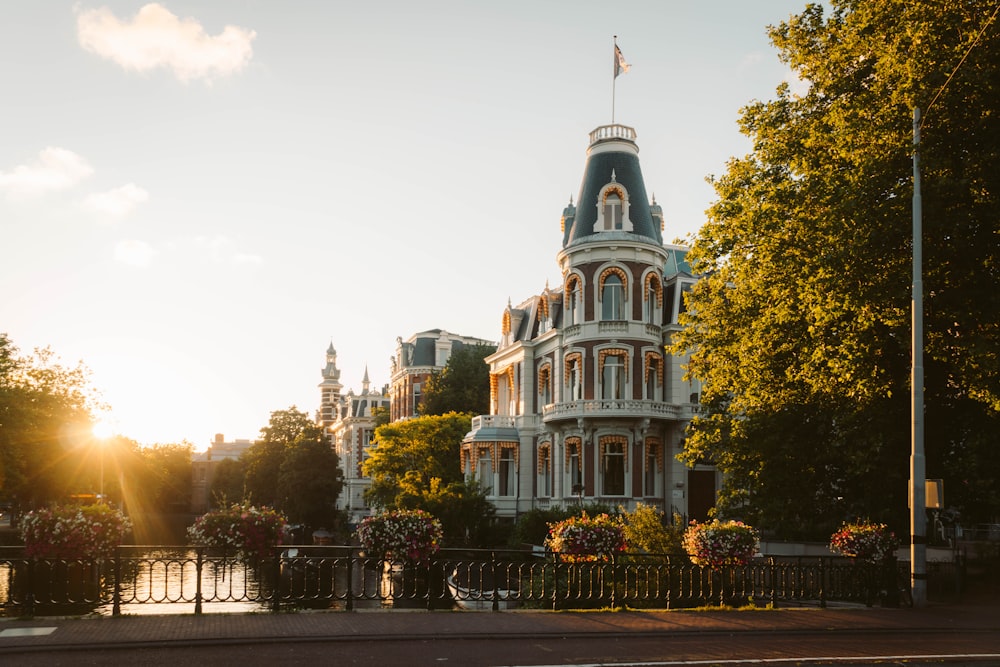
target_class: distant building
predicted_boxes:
[461,123,713,523]
[317,343,390,526]
[190,433,256,514]
[389,329,495,422]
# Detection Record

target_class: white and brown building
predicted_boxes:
[461,124,715,522]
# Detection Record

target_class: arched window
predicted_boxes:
[600,436,627,496]
[564,353,583,401]
[644,351,663,401]
[644,438,662,497]
[498,446,517,497]
[601,274,624,320]
[599,348,630,400]
[537,443,552,497]
[602,353,625,399]
[599,268,628,321]
[476,447,493,494]
[603,191,623,230]
[537,364,552,407]
[644,273,662,325]
[564,275,582,326]
[565,437,583,494]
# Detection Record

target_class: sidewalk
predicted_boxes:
[1,602,999,653]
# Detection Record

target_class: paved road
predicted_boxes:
[2,603,999,666]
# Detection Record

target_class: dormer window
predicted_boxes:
[593,176,634,232]
[604,191,623,229]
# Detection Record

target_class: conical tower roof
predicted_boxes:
[562,124,662,247]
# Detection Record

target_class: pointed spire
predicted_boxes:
[362,366,370,394]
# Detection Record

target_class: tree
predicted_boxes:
[277,435,343,531]
[673,0,1000,537]
[242,407,321,507]
[420,344,495,416]
[0,334,102,509]
[362,412,471,509]
[210,458,247,508]
[394,477,497,546]
[240,407,343,532]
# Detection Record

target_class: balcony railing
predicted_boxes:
[0,546,930,617]
[543,400,691,422]
[470,415,516,431]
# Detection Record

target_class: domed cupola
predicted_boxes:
[562,124,662,248]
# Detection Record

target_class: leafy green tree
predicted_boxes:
[362,412,471,509]
[277,435,343,531]
[240,407,343,532]
[395,477,497,546]
[242,407,321,507]
[673,0,1000,537]
[210,458,247,508]
[132,443,193,513]
[0,334,102,509]
[420,344,495,416]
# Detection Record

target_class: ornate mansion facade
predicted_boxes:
[461,124,715,522]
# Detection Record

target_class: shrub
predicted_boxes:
[829,520,898,563]
[544,512,626,562]
[620,503,686,555]
[187,503,286,560]
[20,503,131,560]
[682,520,760,568]
[356,508,443,564]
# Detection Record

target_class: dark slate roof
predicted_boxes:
[562,127,663,248]
[664,246,693,277]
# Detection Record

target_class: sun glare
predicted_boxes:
[91,418,116,440]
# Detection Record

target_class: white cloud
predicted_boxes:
[76,3,256,83]
[0,147,93,198]
[114,239,155,267]
[83,183,149,219]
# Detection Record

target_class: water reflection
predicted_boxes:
[99,548,269,616]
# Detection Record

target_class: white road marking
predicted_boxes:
[0,627,57,638]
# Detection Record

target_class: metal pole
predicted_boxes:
[911,107,927,607]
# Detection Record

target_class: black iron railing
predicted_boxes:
[0,546,935,617]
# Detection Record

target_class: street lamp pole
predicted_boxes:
[910,107,927,607]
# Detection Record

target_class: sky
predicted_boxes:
[2,1,813,450]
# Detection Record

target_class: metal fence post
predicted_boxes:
[818,557,826,608]
[25,558,35,617]
[552,559,559,611]
[112,547,122,616]
[346,550,354,611]
[272,548,282,613]
[195,547,203,615]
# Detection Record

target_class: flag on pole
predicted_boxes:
[614,44,630,78]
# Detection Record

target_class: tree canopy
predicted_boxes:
[241,406,343,530]
[362,412,471,510]
[420,344,495,416]
[673,0,1000,538]
[0,334,102,508]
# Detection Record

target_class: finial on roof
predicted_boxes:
[651,193,657,204]
[610,169,617,183]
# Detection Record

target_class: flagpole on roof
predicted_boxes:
[612,36,629,125]
[612,36,618,124]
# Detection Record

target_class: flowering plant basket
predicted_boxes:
[187,503,286,560]
[682,520,760,568]
[20,503,131,560]
[829,520,898,563]
[356,509,443,564]
[544,512,627,562]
